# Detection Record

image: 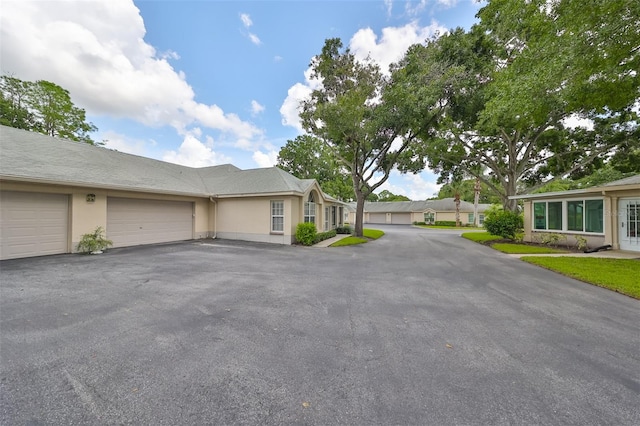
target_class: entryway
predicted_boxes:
[619,198,639,251]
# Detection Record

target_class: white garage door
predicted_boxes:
[391,213,412,224]
[368,213,387,224]
[107,198,193,248]
[0,191,69,260]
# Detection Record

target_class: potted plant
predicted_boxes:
[76,226,113,254]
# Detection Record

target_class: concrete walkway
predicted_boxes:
[312,233,351,247]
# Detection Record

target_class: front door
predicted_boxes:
[619,199,640,251]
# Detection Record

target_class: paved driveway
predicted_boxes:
[1,225,639,425]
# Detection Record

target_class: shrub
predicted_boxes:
[77,226,113,254]
[413,221,426,225]
[482,207,523,240]
[295,222,317,246]
[575,235,588,252]
[434,221,457,227]
[314,230,337,244]
[535,232,567,247]
[336,225,352,234]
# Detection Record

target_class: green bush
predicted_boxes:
[76,226,113,254]
[314,230,337,244]
[336,225,352,234]
[296,222,317,246]
[413,221,426,225]
[434,221,457,227]
[482,207,523,240]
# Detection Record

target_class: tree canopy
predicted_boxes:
[301,38,457,236]
[276,135,354,201]
[396,1,639,211]
[0,75,97,144]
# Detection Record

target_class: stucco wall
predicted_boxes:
[0,181,208,252]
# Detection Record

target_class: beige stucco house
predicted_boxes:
[510,175,640,252]
[0,126,346,260]
[348,199,491,226]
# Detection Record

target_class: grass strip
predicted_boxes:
[363,228,384,239]
[461,232,502,243]
[492,243,567,254]
[521,257,640,299]
[330,236,368,247]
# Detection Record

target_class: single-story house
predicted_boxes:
[510,175,640,252]
[0,126,346,260]
[348,199,491,226]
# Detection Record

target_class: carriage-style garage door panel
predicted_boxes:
[107,198,193,248]
[391,213,412,225]
[0,191,69,260]
[368,213,387,224]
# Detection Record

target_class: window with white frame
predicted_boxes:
[324,207,329,231]
[533,199,603,233]
[271,200,284,233]
[424,212,435,224]
[468,213,485,225]
[304,192,316,224]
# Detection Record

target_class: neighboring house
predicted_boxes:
[0,126,346,260]
[511,175,640,252]
[347,199,491,226]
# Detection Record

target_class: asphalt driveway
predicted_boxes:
[1,225,639,425]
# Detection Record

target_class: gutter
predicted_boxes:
[209,196,217,239]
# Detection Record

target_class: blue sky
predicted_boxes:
[1,0,482,199]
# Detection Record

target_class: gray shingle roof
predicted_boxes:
[363,198,490,213]
[0,126,317,197]
[602,174,640,187]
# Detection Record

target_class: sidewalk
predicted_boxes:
[312,234,351,248]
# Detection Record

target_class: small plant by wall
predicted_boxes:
[295,222,317,246]
[575,235,588,252]
[77,226,113,254]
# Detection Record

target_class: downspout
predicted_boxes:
[209,196,217,239]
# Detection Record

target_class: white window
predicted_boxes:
[468,213,485,226]
[304,192,316,224]
[424,212,435,224]
[271,200,284,233]
[324,207,329,231]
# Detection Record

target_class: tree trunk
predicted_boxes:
[473,178,480,227]
[454,191,461,227]
[354,189,365,237]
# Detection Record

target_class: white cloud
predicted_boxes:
[280,21,446,131]
[349,21,447,74]
[248,33,262,46]
[279,83,312,132]
[163,132,232,167]
[0,1,262,144]
[252,150,278,168]
[377,171,441,200]
[251,100,265,116]
[240,13,253,28]
[562,114,594,130]
[384,0,394,16]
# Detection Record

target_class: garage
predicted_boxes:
[0,191,69,260]
[107,198,193,248]
[368,213,387,224]
[391,213,412,224]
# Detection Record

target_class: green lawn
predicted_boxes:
[521,257,640,299]
[363,228,384,239]
[329,228,383,247]
[461,232,503,243]
[329,236,368,247]
[491,243,567,254]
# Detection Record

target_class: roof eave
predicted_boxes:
[0,175,209,198]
